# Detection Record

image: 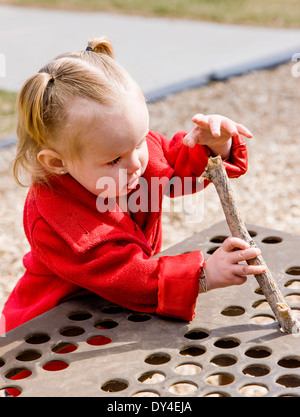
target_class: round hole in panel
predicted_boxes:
[144,353,171,365]
[0,387,22,397]
[285,293,300,303]
[239,384,268,397]
[128,313,152,322]
[204,391,231,397]
[206,373,234,386]
[169,382,198,395]
[132,391,160,397]
[52,342,78,354]
[68,311,92,321]
[15,350,42,362]
[285,280,300,289]
[285,266,300,276]
[242,364,270,377]
[244,346,272,359]
[59,326,85,337]
[25,333,50,345]
[138,371,165,384]
[252,300,270,310]
[213,338,240,349]
[5,368,32,380]
[94,319,119,329]
[276,375,300,388]
[174,363,202,375]
[254,287,263,295]
[101,379,128,392]
[210,235,228,244]
[42,360,69,372]
[248,230,257,237]
[291,308,300,319]
[210,355,237,367]
[86,336,112,346]
[249,315,275,325]
[184,329,209,340]
[101,305,124,314]
[221,306,245,317]
[261,236,283,244]
[278,357,300,369]
[179,346,206,357]
[207,246,219,255]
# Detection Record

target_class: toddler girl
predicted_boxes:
[1,37,266,333]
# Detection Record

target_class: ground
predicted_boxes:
[0,61,299,313]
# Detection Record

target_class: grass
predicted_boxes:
[0,90,18,139]
[0,0,300,27]
[0,0,299,138]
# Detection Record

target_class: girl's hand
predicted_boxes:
[203,237,267,291]
[183,114,252,159]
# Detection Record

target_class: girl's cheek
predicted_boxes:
[142,148,149,170]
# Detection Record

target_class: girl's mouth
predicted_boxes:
[127,176,140,190]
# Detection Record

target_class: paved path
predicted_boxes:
[1,5,300,101]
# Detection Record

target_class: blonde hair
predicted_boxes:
[14,37,136,186]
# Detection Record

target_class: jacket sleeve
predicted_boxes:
[151,130,248,181]
[31,218,204,321]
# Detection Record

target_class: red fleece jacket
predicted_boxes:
[1,131,247,333]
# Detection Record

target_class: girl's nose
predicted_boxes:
[127,150,141,174]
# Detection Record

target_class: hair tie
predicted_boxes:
[86,46,93,52]
[49,74,55,83]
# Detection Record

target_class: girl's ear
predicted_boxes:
[37,149,67,175]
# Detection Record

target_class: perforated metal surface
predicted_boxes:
[0,221,299,397]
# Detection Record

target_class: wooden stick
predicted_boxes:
[201,155,300,334]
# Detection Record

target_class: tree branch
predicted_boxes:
[201,155,300,334]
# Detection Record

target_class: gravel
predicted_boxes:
[1,61,299,313]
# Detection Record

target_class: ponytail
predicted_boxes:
[13,72,55,186]
[17,72,55,146]
[13,35,137,187]
[86,37,114,58]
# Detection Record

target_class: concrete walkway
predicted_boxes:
[1,4,300,102]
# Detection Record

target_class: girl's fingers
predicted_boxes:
[193,114,225,137]
[222,238,267,274]
[192,114,206,124]
[220,118,239,137]
[192,114,253,139]
[236,123,253,138]
[230,247,262,264]
[208,116,222,137]
[228,274,248,286]
[187,114,253,148]
[232,263,267,277]
[222,237,250,252]
[183,129,197,147]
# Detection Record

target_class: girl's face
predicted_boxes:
[62,92,150,198]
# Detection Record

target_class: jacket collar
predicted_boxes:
[33,174,152,255]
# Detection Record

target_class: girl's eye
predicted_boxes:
[108,156,121,166]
